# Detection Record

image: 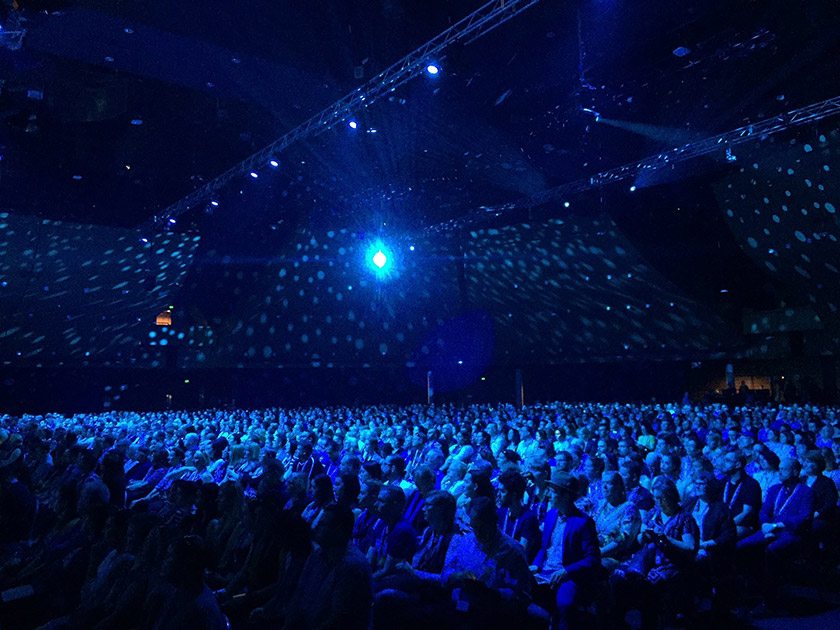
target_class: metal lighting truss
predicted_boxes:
[144,0,541,232]
[0,29,26,50]
[426,94,840,233]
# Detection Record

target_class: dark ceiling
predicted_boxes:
[2,0,839,314]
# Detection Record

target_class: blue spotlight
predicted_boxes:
[249,171,259,179]
[365,240,396,280]
[426,64,440,76]
[629,185,637,192]
[349,120,358,129]
[210,200,219,207]
[269,159,279,168]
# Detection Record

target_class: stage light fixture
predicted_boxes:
[629,185,636,192]
[426,64,440,76]
[269,159,279,167]
[365,240,396,280]
[249,171,259,179]
[349,120,358,129]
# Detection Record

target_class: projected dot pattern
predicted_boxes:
[716,126,840,315]
[178,228,462,368]
[464,215,733,359]
[0,213,199,366]
[175,213,732,368]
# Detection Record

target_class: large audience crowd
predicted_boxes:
[1,400,839,629]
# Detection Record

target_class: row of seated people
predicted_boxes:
[1,400,839,628]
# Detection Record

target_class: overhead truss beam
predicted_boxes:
[426,95,840,233]
[144,0,541,232]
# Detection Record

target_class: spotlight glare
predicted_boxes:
[629,185,637,192]
[168,218,176,224]
[426,64,440,76]
[269,159,279,167]
[249,171,259,179]
[563,201,570,208]
[365,240,396,279]
[349,120,358,129]
[409,245,415,251]
[210,200,219,207]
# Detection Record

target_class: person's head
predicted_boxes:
[297,441,313,459]
[374,485,406,525]
[756,445,780,471]
[546,469,578,512]
[313,504,355,550]
[468,496,499,548]
[803,450,826,477]
[190,450,209,471]
[339,453,362,476]
[584,455,605,481]
[683,434,702,457]
[602,470,626,505]
[465,464,494,500]
[693,470,718,502]
[779,457,801,483]
[821,447,837,472]
[498,469,527,508]
[423,490,457,533]
[555,450,574,473]
[660,452,681,478]
[722,448,746,477]
[619,459,642,488]
[310,473,334,505]
[413,465,436,496]
[286,472,308,498]
[358,479,383,509]
[616,438,633,459]
[334,472,361,506]
[651,476,681,516]
[383,455,407,481]
[360,461,383,484]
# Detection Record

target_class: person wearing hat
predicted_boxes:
[532,469,601,630]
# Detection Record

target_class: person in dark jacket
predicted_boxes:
[533,469,601,630]
[684,470,736,578]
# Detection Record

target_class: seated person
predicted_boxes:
[684,471,736,573]
[496,469,541,563]
[619,459,655,513]
[737,458,814,601]
[532,470,601,630]
[443,496,533,602]
[413,491,461,575]
[802,450,838,545]
[719,448,762,539]
[611,476,699,629]
[593,471,640,571]
[284,504,373,630]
